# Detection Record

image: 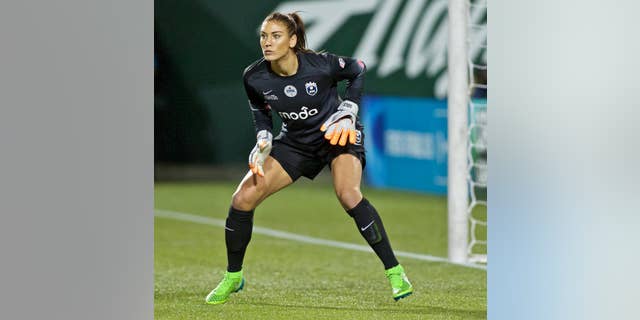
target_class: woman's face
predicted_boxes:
[260,20,297,62]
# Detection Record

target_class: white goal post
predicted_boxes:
[447,0,487,264]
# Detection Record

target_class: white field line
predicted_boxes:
[155,209,486,271]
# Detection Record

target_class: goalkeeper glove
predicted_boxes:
[248,130,272,177]
[320,100,358,146]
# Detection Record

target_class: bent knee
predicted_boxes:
[232,186,264,211]
[335,187,362,210]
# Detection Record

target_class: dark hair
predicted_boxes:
[264,12,312,53]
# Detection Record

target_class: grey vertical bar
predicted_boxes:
[447,0,470,263]
[0,1,153,319]
[491,1,640,319]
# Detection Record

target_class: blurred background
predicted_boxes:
[154,0,486,194]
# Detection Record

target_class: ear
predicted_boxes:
[289,34,297,49]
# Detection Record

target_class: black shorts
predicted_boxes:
[270,132,366,181]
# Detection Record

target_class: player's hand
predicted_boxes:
[248,130,272,177]
[320,100,358,146]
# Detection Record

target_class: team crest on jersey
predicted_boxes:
[284,85,297,97]
[305,82,318,96]
[339,57,346,69]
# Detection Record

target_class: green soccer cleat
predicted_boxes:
[385,264,413,301]
[205,270,245,305]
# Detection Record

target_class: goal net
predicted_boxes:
[467,0,487,264]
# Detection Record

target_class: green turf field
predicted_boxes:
[155,180,486,319]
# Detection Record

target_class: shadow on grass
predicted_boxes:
[235,301,486,318]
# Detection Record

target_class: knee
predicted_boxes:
[335,187,362,210]
[232,184,265,211]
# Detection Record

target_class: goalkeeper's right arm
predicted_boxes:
[243,66,273,134]
[243,67,273,176]
[248,130,272,177]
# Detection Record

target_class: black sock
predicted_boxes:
[347,198,399,270]
[225,207,254,272]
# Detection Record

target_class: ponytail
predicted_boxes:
[288,12,310,53]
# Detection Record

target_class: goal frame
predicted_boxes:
[447,0,470,264]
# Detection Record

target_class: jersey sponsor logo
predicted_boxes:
[262,90,273,95]
[305,82,318,96]
[278,106,318,121]
[284,85,297,97]
[338,57,345,69]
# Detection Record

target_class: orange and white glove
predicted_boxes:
[320,100,358,146]
[248,130,272,177]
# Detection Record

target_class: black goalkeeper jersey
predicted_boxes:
[242,51,366,146]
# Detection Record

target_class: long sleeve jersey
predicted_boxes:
[242,51,366,146]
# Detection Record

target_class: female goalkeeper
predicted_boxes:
[205,11,413,305]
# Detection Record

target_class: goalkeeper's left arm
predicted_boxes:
[320,54,366,146]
